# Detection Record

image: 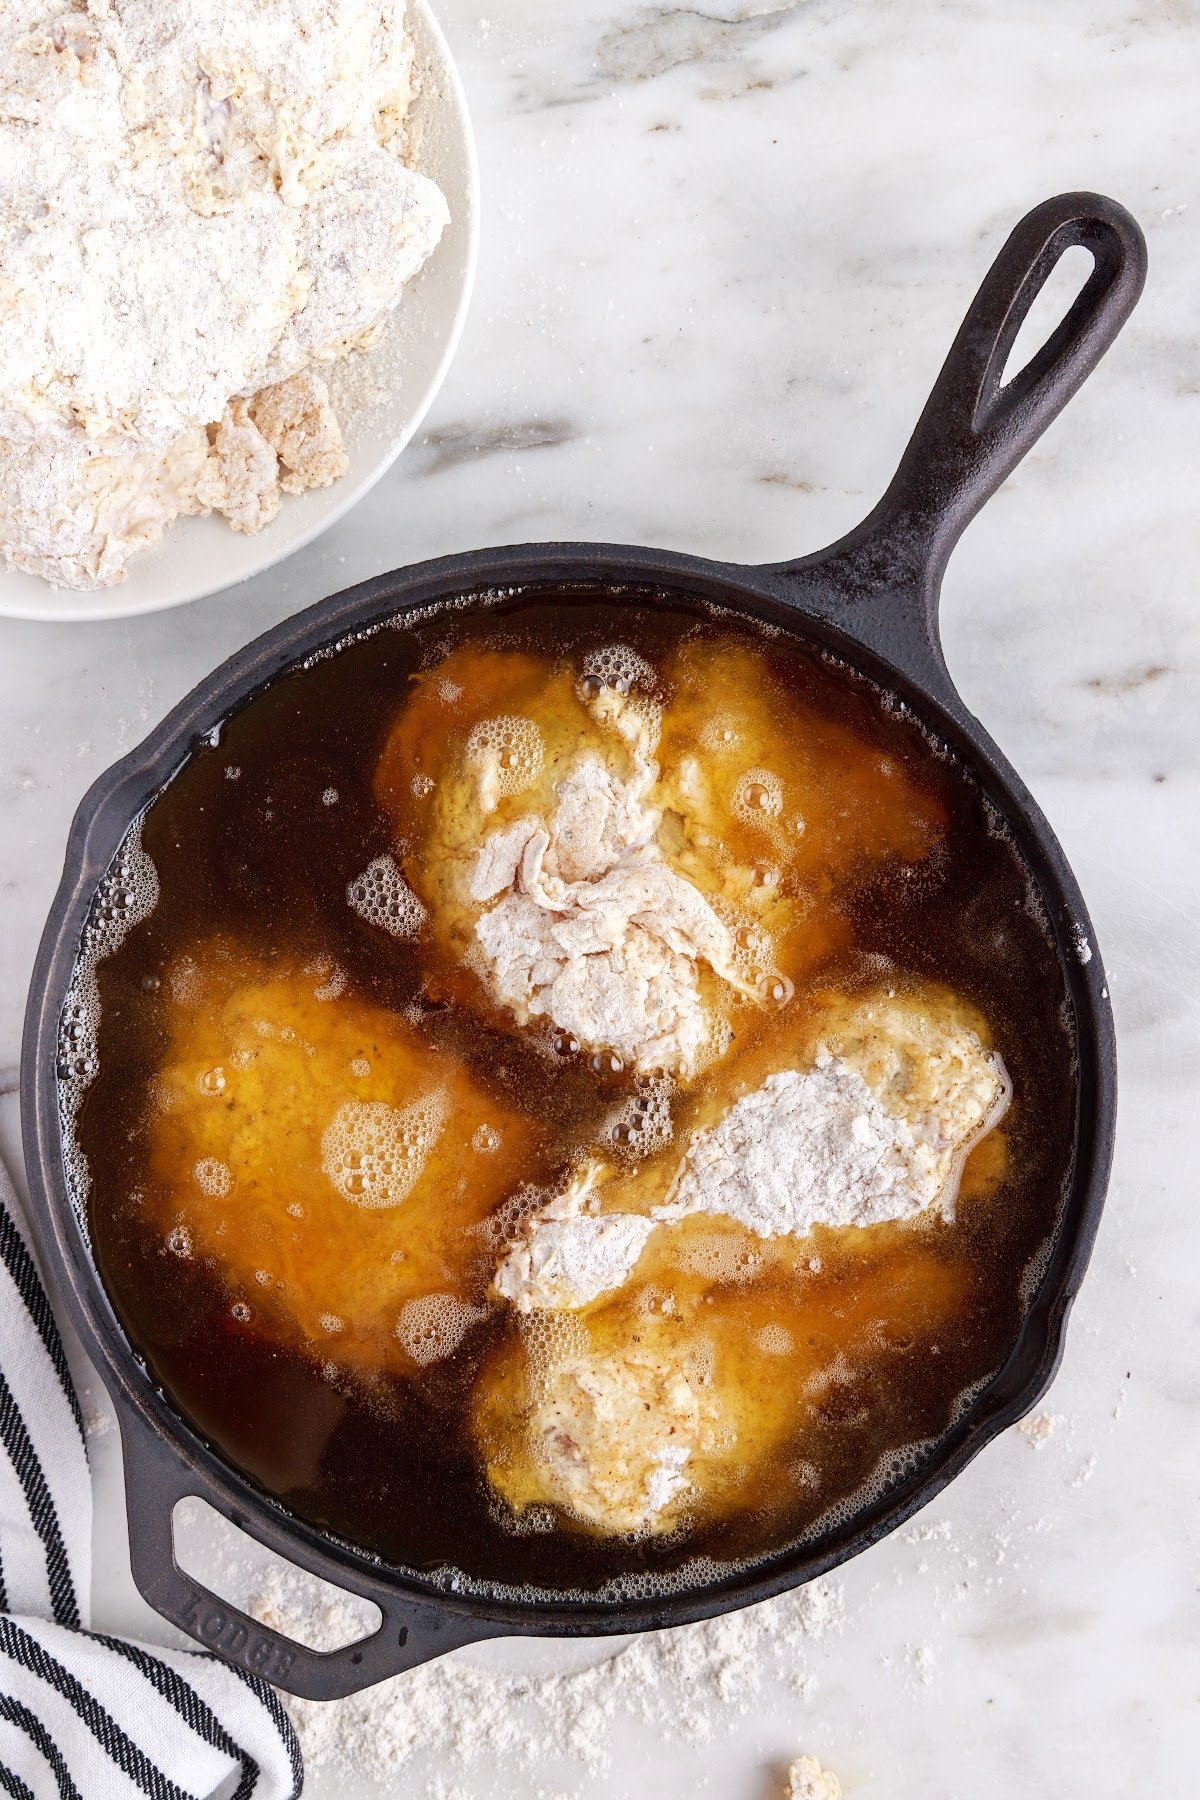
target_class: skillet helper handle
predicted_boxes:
[119,1411,496,1701]
[880,190,1147,571]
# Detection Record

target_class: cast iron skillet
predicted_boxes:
[22,191,1146,1700]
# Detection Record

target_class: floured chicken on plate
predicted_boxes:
[0,1,448,588]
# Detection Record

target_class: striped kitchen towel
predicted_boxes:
[0,1156,302,1799]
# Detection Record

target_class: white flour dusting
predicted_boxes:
[658,1055,959,1238]
[492,1162,656,1312]
[251,1570,844,1789]
[658,1007,1009,1239]
[472,698,753,1074]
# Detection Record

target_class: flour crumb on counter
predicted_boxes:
[1016,1411,1062,1449]
[788,1756,843,1800]
[1070,1452,1098,1488]
[903,1516,953,1546]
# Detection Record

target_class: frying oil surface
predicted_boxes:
[75,591,1075,1593]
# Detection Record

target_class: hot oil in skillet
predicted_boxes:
[78,591,1076,1593]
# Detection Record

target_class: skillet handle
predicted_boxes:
[118,1408,503,1701]
[875,190,1147,570]
[766,192,1147,676]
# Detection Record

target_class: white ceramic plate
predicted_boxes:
[0,0,478,624]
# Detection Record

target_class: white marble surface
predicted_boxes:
[2,2,1198,1795]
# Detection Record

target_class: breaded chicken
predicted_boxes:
[491,1161,656,1314]
[493,1333,719,1535]
[403,662,745,1075]
[657,984,1009,1236]
[374,636,947,1078]
[491,981,1008,1314]
[144,942,536,1376]
[475,1232,970,1535]
[480,981,1006,1534]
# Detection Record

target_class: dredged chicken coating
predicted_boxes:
[469,744,753,1075]
[479,982,1008,1534]
[474,1225,971,1536]
[478,1320,722,1536]
[492,982,1008,1313]
[143,942,536,1377]
[491,1161,657,1315]
[656,984,1010,1237]
[380,649,748,1075]
[374,634,947,1077]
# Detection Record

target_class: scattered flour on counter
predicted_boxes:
[1070,1452,1098,1489]
[903,1517,954,1547]
[250,1571,844,1789]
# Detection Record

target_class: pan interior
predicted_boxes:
[54,581,1078,1606]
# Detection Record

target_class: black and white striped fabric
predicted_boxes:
[0,1159,302,1800]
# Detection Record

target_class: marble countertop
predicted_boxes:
[1,2,1197,1795]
